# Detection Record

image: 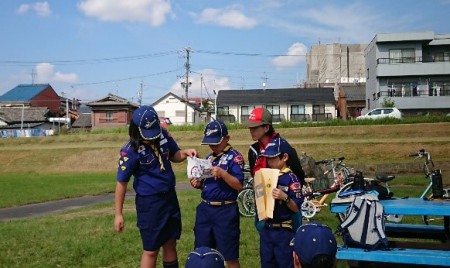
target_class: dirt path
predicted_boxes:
[0,182,193,222]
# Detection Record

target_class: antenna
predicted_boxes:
[31,69,36,84]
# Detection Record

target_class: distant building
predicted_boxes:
[365,31,450,114]
[87,93,138,129]
[216,88,336,124]
[0,84,61,115]
[152,92,203,125]
[306,44,367,87]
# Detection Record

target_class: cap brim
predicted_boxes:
[261,152,280,158]
[201,136,223,145]
[139,127,161,140]
[244,121,265,127]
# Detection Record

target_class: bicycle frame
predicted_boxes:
[410,149,435,200]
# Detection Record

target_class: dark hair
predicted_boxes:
[265,124,275,136]
[300,254,335,268]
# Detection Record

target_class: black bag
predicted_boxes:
[352,171,365,191]
[431,169,443,199]
[367,180,390,200]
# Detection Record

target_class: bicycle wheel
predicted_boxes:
[238,188,256,217]
[301,200,317,219]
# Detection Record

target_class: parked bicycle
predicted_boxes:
[237,165,256,217]
[301,156,352,219]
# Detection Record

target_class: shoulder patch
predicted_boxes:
[233,155,244,163]
[290,182,301,191]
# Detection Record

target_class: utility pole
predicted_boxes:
[184,47,191,124]
[138,81,143,106]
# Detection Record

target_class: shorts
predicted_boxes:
[135,190,181,251]
[194,201,240,260]
[260,226,294,268]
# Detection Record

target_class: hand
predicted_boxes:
[184,148,197,158]
[114,214,124,233]
[272,188,287,201]
[189,178,202,189]
[211,166,224,180]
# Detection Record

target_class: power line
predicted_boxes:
[0,51,179,66]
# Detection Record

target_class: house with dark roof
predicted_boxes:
[216,88,336,123]
[0,84,61,114]
[337,84,366,119]
[86,93,139,129]
[0,106,53,130]
[152,92,204,125]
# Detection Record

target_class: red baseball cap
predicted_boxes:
[244,107,272,127]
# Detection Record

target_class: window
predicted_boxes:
[312,105,324,114]
[291,105,305,115]
[241,106,255,116]
[217,106,229,115]
[389,49,415,63]
[266,105,282,122]
[175,110,185,117]
[106,111,114,122]
[266,105,280,115]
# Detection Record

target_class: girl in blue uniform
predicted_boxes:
[189,121,244,268]
[259,137,303,268]
[114,105,197,268]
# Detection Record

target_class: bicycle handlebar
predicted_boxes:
[315,156,345,165]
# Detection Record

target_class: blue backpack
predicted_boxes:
[338,194,388,250]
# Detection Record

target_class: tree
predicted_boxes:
[381,97,395,108]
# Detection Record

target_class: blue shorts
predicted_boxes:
[260,226,294,268]
[135,190,181,251]
[194,201,240,261]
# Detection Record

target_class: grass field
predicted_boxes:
[0,122,449,267]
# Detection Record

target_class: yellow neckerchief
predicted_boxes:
[146,142,165,171]
[279,167,292,176]
[209,144,232,163]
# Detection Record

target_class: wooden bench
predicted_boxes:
[337,246,450,267]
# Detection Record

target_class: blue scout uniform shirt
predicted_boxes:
[272,168,302,222]
[201,145,245,201]
[116,129,180,195]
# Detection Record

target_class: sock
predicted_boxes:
[163,259,178,268]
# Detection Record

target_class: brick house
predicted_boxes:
[87,93,138,129]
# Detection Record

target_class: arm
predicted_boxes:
[114,181,128,233]
[272,188,299,213]
[211,166,243,191]
[170,148,197,163]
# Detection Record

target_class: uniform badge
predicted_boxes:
[121,166,126,171]
[290,182,301,192]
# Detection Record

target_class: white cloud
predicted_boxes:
[35,63,79,84]
[271,43,307,69]
[169,69,231,98]
[192,6,258,29]
[17,2,52,17]
[78,0,172,26]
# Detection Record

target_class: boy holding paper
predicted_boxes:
[259,137,303,268]
[189,120,245,268]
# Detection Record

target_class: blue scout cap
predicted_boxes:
[261,137,290,157]
[132,105,161,140]
[185,247,225,268]
[201,120,228,145]
[291,222,337,265]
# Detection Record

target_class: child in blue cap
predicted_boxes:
[189,120,245,268]
[259,137,303,268]
[114,105,197,268]
[185,247,225,268]
[291,222,337,268]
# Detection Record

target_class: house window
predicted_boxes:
[291,105,308,122]
[291,105,305,115]
[106,111,114,122]
[217,106,229,115]
[240,106,255,122]
[312,105,324,114]
[266,105,282,122]
[389,49,415,63]
[175,110,185,117]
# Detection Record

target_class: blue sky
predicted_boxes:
[1,0,449,104]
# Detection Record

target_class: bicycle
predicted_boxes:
[409,148,447,224]
[237,165,256,217]
[301,156,352,219]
